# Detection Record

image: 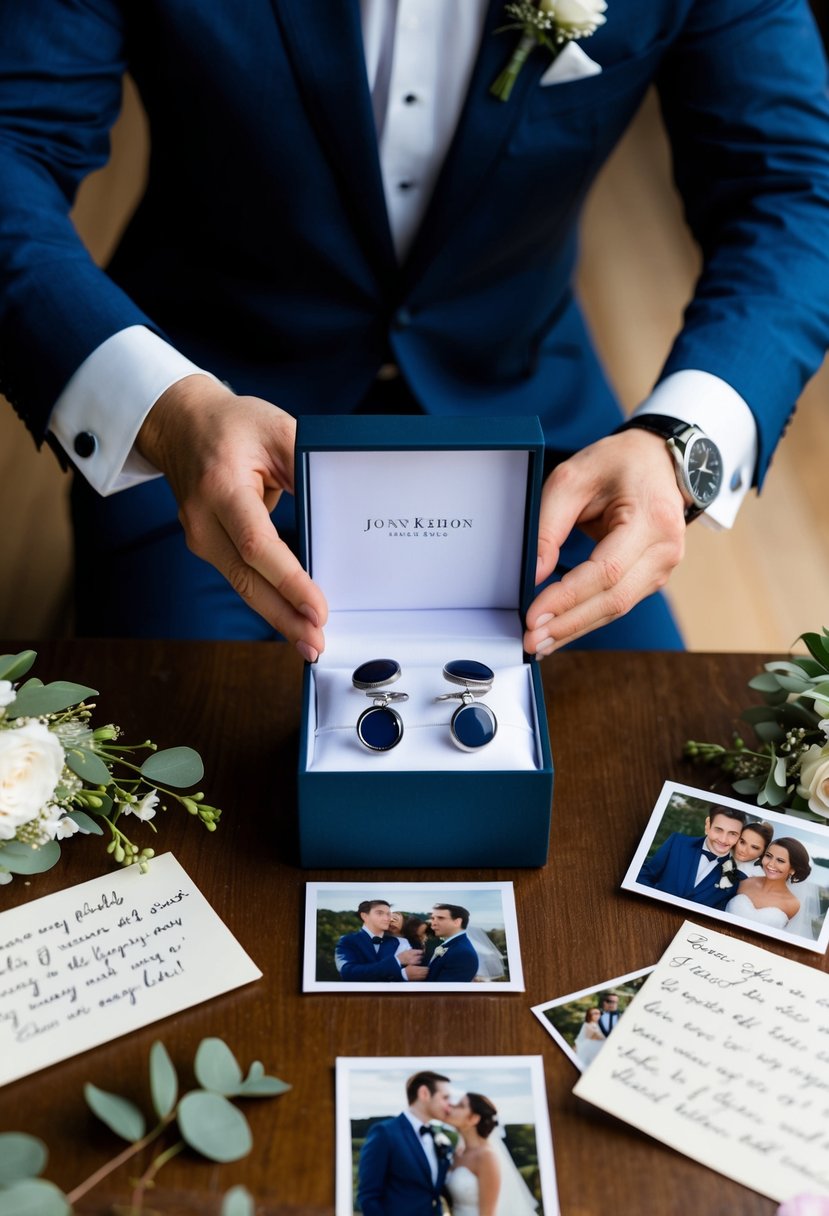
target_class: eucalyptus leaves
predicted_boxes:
[684,629,829,818]
[0,650,221,883]
[0,1037,289,1215]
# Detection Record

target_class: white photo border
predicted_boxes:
[621,780,829,954]
[335,1054,558,1216]
[531,965,656,1072]
[303,880,524,992]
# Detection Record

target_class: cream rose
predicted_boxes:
[798,743,829,818]
[540,0,608,36]
[0,721,65,841]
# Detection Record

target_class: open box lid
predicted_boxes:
[295,415,544,620]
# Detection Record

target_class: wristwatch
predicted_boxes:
[614,413,723,521]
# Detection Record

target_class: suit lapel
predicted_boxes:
[270,0,396,278]
[398,1114,434,1188]
[400,0,547,293]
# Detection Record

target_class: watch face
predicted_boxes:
[686,436,723,507]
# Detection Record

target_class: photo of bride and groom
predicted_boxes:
[336,1056,556,1216]
[531,968,655,1074]
[624,783,829,952]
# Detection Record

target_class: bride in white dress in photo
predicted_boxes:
[444,1093,538,1216]
[725,836,812,931]
[574,1007,605,1067]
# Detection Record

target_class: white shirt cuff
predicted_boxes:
[49,326,219,496]
[633,369,758,529]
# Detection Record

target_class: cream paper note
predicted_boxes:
[0,852,261,1086]
[573,920,829,1202]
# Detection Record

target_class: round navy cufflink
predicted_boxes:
[435,659,497,752]
[352,659,409,752]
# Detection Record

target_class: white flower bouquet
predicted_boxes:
[0,650,220,883]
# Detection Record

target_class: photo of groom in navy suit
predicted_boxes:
[357,1070,453,1216]
[334,899,424,982]
[423,904,480,983]
[638,807,749,910]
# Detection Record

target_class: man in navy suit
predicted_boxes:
[423,904,480,983]
[357,1069,453,1216]
[334,899,423,983]
[2,3,829,646]
[597,992,620,1038]
[638,807,748,910]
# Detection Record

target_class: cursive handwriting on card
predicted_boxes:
[573,921,829,1203]
[0,854,261,1086]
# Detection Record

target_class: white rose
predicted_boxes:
[0,680,15,710]
[540,0,608,36]
[798,743,829,818]
[0,721,65,841]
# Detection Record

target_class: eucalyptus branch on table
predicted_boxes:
[0,650,221,884]
[683,629,829,819]
[0,1037,290,1216]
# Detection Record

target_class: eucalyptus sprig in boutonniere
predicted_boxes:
[0,650,221,884]
[491,0,607,101]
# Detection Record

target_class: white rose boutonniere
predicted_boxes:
[432,944,448,959]
[491,0,607,101]
[716,856,739,889]
[432,1129,454,1161]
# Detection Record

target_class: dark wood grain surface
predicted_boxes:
[1,642,823,1215]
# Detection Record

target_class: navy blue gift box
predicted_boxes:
[295,415,553,867]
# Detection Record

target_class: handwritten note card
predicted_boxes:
[573,921,829,1202]
[0,853,261,1087]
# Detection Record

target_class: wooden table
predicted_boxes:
[1,642,824,1215]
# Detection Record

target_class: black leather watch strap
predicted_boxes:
[613,414,691,440]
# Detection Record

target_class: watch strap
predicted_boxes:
[613,414,694,441]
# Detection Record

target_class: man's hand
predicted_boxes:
[137,375,327,658]
[396,947,424,967]
[403,964,430,981]
[524,429,687,654]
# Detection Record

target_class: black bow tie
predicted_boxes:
[701,849,721,862]
[420,1124,434,1138]
[371,935,383,945]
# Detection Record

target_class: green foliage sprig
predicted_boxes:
[0,1037,290,1216]
[683,629,829,818]
[0,650,221,883]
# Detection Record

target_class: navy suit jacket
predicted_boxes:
[2,0,829,483]
[334,930,405,982]
[357,1112,449,1216]
[638,833,745,910]
[426,932,479,982]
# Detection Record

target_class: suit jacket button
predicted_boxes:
[393,307,413,330]
[73,431,97,458]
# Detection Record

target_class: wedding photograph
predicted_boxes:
[531,966,656,1072]
[335,1055,557,1216]
[303,881,523,993]
[622,781,829,953]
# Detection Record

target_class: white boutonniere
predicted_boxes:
[491,0,607,101]
[432,944,448,958]
[432,1128,454,1160]
[716,857,739,889]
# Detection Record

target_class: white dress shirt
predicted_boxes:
[50,0,756,526]
[403,1108,440,1184]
